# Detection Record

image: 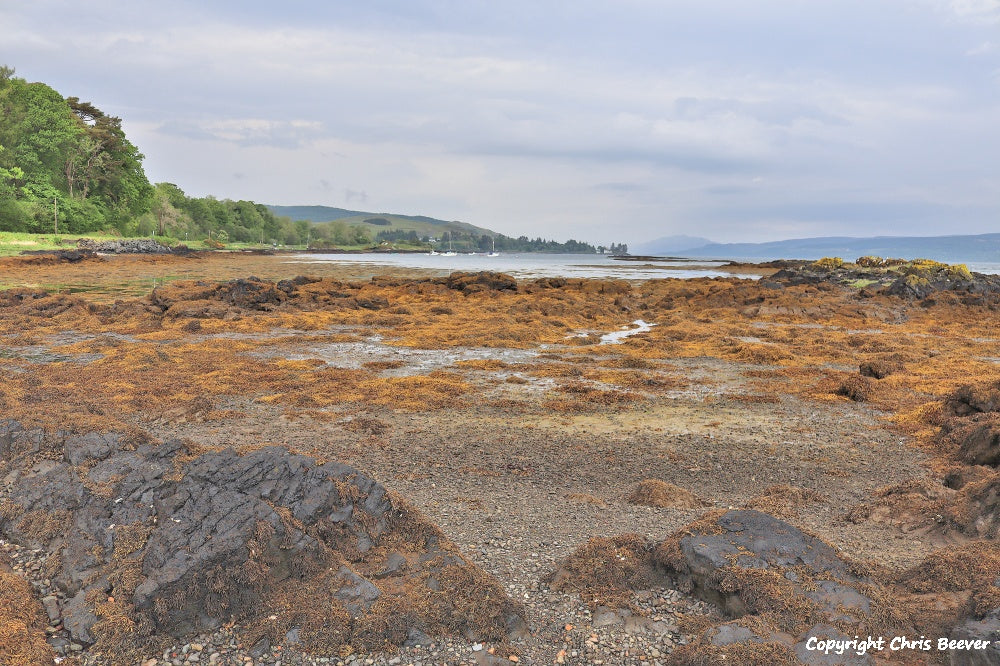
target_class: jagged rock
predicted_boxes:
[0,421,524,661]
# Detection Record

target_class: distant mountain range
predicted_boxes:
[631,235,714,255]
[636,233,1000,263]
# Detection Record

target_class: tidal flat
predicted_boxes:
[0,252,996,665]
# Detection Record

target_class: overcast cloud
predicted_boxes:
[2,0,999,244]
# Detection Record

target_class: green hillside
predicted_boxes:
[266,205,496,238]
[264,205,367,223]
[266,204,612,253]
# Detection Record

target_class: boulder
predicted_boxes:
[656,510,869,619]
[0,421,524,662]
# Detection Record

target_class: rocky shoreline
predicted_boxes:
[763,256,1000,299]
[0,257,997,664]
[1,414,995,665]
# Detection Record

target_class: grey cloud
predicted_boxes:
[592,182,647,192]
[155,118,327,149]
[5,0,1000,244]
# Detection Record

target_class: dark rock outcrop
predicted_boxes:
[655,510,875,626]
[0,421,523,661]
[950,608,1000,666]
[768,260,1000,300]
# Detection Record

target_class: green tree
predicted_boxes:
[0,67,154,233]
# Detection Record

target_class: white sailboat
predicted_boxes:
[487,237,500,257]
[441,236,457,256]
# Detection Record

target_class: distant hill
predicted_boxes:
[265,205,368,223]
[653,233,1000,263]
[632,235,713,255]
[266,205,497,238]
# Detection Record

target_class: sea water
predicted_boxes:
[284,253,763,281]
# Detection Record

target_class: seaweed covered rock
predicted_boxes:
[654,510,876,628]
[146,275,389,316]
[941,412,1000,467]
[938,473,1000,539]
[543,534,669,607]
[858,357,903,379]
[547,511,903,663]
[0,556,57,665]
[945,380,1000,418]
[148,276,291,313]
[895,542,1000,664]
[16,248,98,264]
[665,619,801,666]
[625,479,707,509]
[553,511,1000,663]
[0,421,524,662]
[768,258,1000,299]
[442,271,518,294]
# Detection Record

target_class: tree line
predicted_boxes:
[376,229,625,254]
[151,182,370,246]
[0,66,370,246]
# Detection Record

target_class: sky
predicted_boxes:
[2,0,999,246]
